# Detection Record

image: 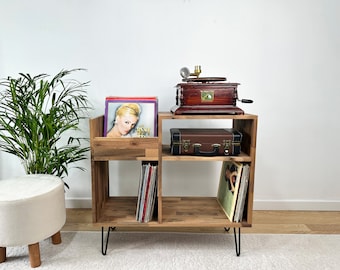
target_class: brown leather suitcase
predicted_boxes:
[170,128,242,156]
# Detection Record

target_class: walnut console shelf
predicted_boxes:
[89,112,258,256]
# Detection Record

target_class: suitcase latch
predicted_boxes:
[183,140,191,152]
[222,140,241,155]
[223,139,231,155]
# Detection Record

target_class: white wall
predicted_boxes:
[1,0,340,210]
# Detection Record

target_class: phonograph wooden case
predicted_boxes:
[171,67,252,115]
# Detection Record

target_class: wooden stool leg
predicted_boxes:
[0,247,6,263]
[51,231,62,245]
[28,243,41,268]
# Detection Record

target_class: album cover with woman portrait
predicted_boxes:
[217,161,243,221]
[104,96,158,138]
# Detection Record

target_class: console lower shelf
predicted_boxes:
[93,196,249,228]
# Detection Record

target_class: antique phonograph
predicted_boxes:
[171,66,253,115]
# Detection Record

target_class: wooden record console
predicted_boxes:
[90,112,258,256]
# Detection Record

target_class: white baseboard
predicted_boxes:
[65,198,92,208]
[65,198,340,211]
[253,200,340,211]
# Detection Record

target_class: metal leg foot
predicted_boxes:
[101,226,116,255]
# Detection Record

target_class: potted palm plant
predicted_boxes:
[0,68,92,188]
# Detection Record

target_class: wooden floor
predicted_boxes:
[63,209,340,234]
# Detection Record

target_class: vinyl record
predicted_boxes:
[183,77,226,83]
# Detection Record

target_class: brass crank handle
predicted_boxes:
[239,99,253,103]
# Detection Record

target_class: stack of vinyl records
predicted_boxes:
[136,163,158,223]
[217,161,250,222]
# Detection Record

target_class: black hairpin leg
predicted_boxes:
[233,227,241,256]
[101,226,116,255]
[224,227,241,256]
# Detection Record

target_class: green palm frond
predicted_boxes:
[0,68,92,188]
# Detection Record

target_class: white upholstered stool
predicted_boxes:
[0,174,66,268]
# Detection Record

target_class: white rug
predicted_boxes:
[2,231,340,270]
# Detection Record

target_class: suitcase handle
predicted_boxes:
[193,143,221,156]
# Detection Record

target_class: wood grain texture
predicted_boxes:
[89,113,257,229]
[63,209,340,234]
